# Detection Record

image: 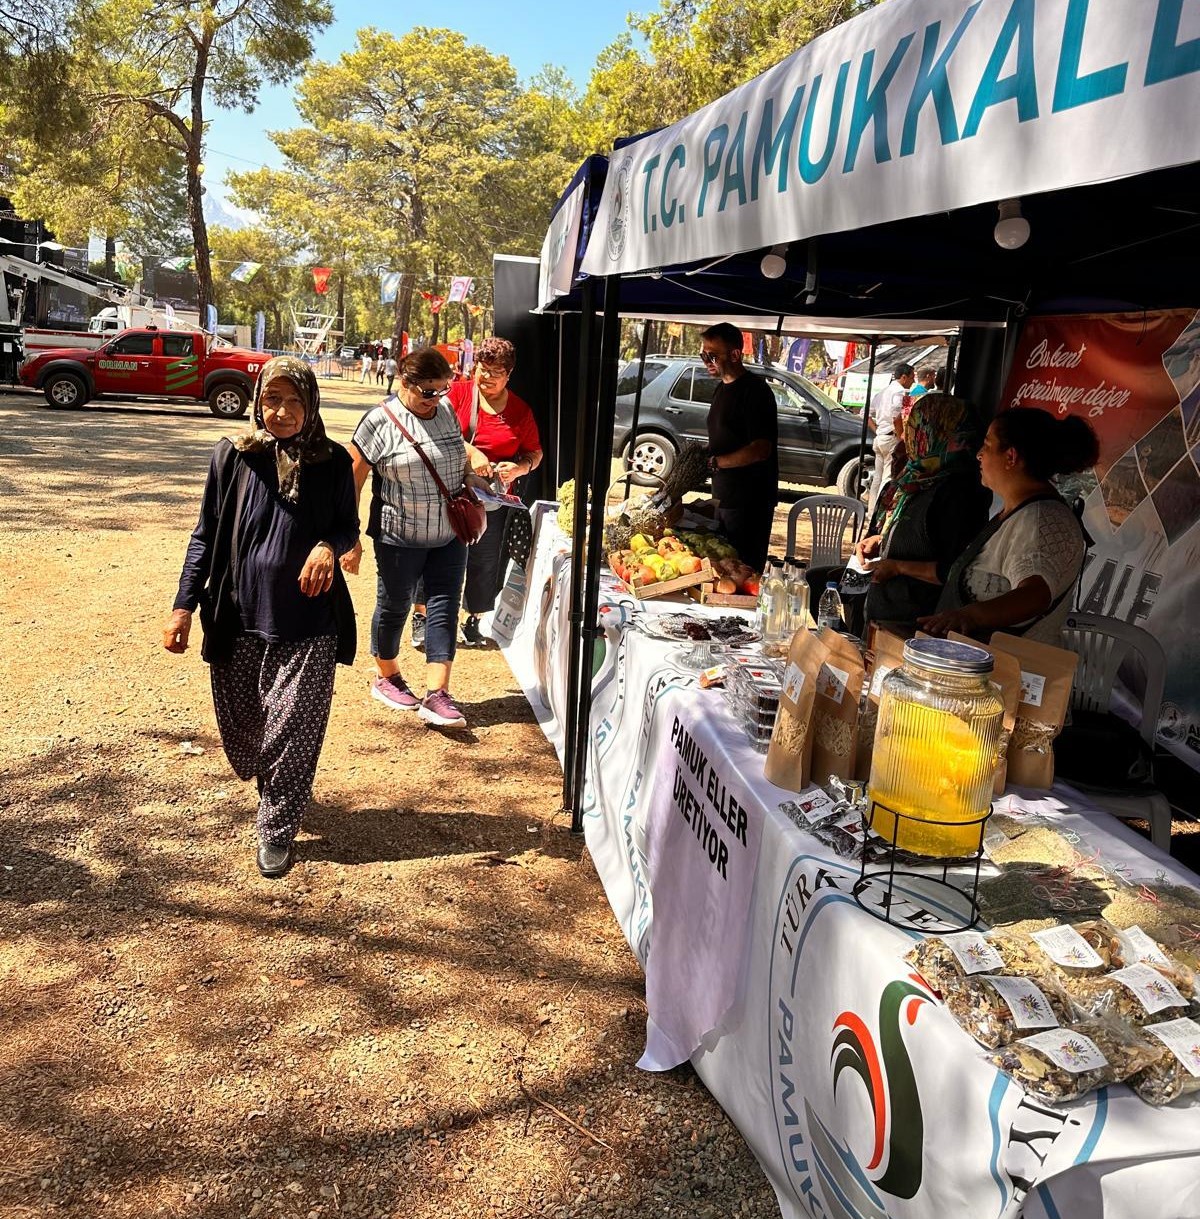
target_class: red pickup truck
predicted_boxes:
[19,327,265,418]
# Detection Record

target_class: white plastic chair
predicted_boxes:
[1058,612,1172,853]
[786,494,866,567]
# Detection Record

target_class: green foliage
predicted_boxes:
[582,0,887,149]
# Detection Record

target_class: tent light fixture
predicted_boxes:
[994,198,1031,250]
[760,244,788,279]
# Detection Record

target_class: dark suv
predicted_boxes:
[613,356,872,495]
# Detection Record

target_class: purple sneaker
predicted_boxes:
[371,673,419,711]
[418,688,466,729]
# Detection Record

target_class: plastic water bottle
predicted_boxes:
[785,559,810,635]
[817,581,845,633]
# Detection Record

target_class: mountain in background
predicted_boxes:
[203,193,256,231]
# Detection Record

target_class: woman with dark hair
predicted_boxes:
[163,356,359,878]
[343,347,480,729]
[919,407,1100,644]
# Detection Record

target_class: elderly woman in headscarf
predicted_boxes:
[853,393,992,635]
[162,356,358,878]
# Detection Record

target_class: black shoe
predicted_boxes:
[256,840,292,878]
[461,614,485,647]
[411,612,427,652]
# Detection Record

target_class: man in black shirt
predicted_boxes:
[701,322,779,570]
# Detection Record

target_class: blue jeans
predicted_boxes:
[371,537,468,665]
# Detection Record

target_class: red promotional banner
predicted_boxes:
[312,267,332,295]
[1001,310,1200,769]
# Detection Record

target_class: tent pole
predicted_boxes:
[854,342,879,540]
[570,275,623,833]
[945,333,960,397]
[561,279,599,813]
[624,318,652,496]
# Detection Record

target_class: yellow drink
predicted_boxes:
[868,696,1001,857]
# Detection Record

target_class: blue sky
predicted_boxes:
[204,0,638,213]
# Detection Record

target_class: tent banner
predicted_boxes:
[1000,308,1200,770]
[581,0,1200,277]
[537,176,587,309]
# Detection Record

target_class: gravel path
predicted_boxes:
[0,385,779,1219]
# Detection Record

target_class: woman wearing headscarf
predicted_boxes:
[853,393,992,634]
[163,356,358,878]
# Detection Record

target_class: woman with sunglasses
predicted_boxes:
[444,337,541,645]
[342,348,477,729]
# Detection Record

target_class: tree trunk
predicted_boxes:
[104,235,116,280]
[336,251,346,342]
[429,261,442,346]
[187,39,214,322]
[271,306,282,349]
[391,273,414,357]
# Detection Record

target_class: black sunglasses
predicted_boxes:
[699,350,719,364]
[404,378,448,399]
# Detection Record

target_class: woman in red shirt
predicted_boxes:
[410,337,542,649]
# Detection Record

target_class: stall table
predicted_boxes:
[498,524,1200,1219]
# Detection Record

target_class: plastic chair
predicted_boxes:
[786,494,866,567]
[1058,612,1173,853]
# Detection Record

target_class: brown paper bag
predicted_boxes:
[810,628,867,787]
[764,630,827,791]
[990,633,1079,789]
[948,631,1023,795]
[855,627,909,782]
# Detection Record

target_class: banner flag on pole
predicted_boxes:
[787,338,811,373]
[230,261,261,284]
[312,267,332,295]
[380,271,403,304]
[205,304,218,334]
[447,276,474,304]
[254,311,265,351]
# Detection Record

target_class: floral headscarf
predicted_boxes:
[235,355,331,502]
[869,393,981,534]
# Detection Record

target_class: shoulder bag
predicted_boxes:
[382,403,486,545]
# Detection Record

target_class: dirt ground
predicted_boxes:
[0,381,781,1219]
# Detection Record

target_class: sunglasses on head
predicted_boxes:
[404,379,447,399]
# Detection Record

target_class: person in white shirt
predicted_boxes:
[866,362,915,516]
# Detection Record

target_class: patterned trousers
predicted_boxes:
[209,634,337,848]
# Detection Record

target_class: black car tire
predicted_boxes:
[208,382,250,419]
[623,431,678,485]
[43,371,88,409]
[835,454,870,500]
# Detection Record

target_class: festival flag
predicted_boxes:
[312,267,332,295]
[254,311,265,352]
[380,270,403,304]
[447,276,474,304]
[429,295,445,315]
[205,304,218,334]
[230,261,261,284]
[161,255,193,272]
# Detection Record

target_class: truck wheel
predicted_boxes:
[208,383,249,419]
[623,431,677,486]
[43,372,88,409]
[835,455,870,500]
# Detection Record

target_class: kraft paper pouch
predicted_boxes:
[949,631,1022,795]
[990,633,1078,789]
[855,627,908,782]
[765,630,826,792]
[810,628,866,787]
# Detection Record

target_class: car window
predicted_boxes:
[108,333,155,356]
[161,334,194,357]
[616,360,668,397]
[668,367,694,401]
[689,372,718,405]
[766,378,814,414]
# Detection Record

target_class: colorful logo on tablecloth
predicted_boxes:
[770,857,941,1219]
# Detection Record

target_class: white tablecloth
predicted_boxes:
[500,525,1200,1219]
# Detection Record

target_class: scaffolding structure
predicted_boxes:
[290,306,343,359]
